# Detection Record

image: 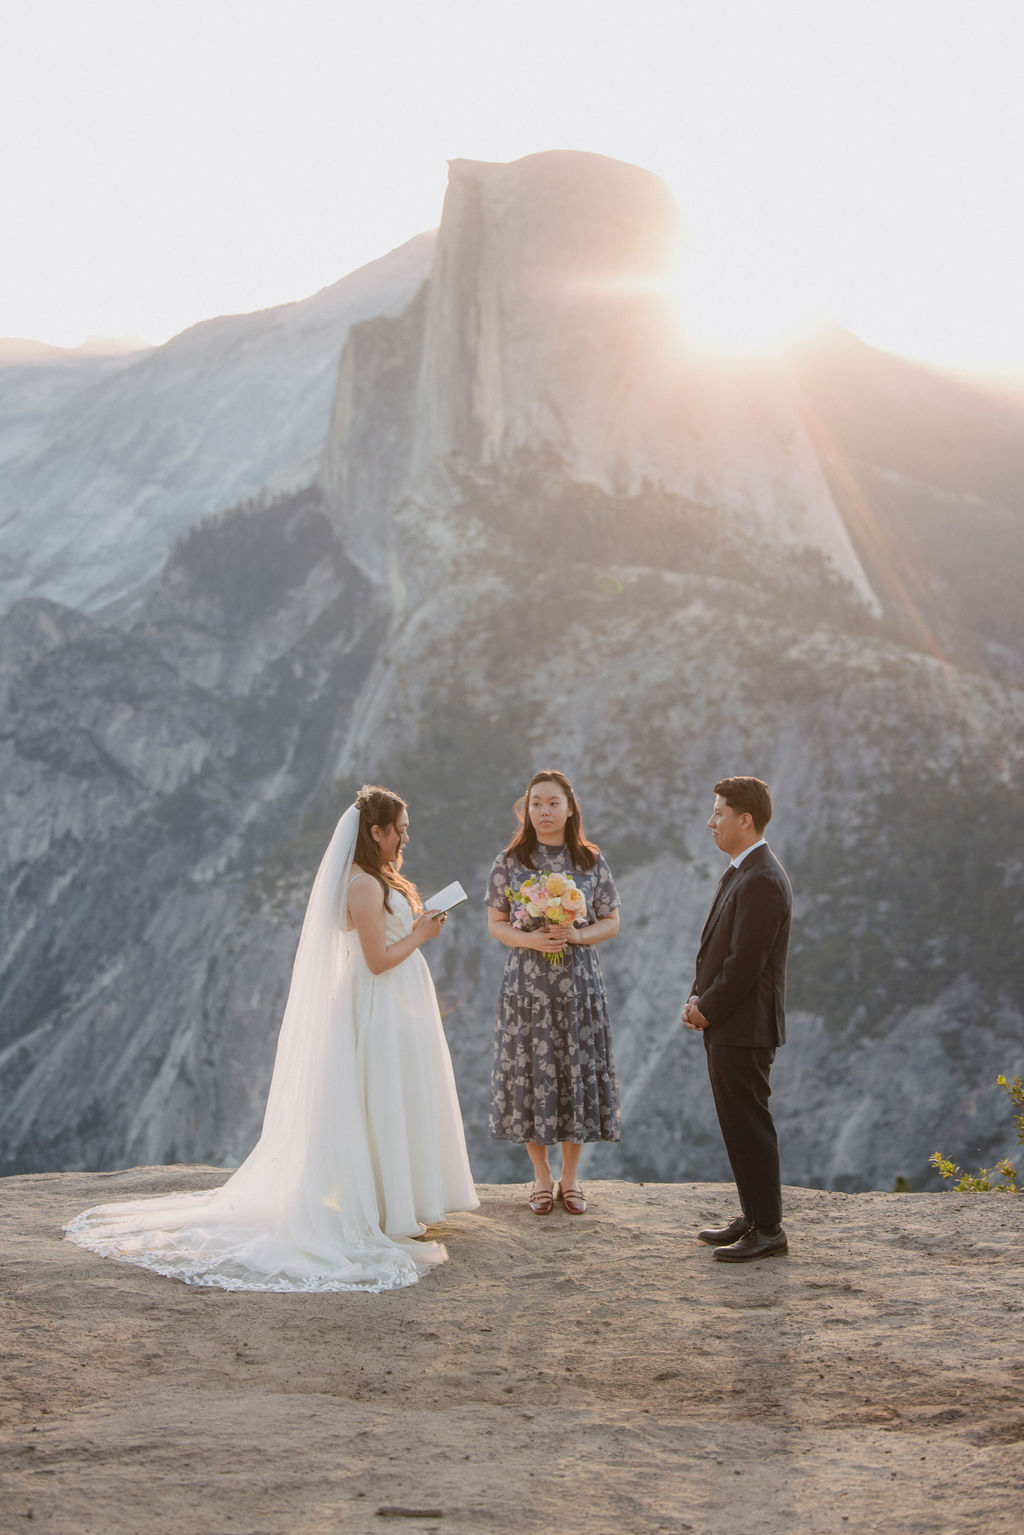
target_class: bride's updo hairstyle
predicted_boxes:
[505,768,599,873]
[353,784,421,914]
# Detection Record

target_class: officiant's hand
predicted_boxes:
[549,921,578,947]
[530,924,571,954]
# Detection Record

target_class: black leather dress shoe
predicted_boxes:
[714,1226,788,1262]
[697,1216,752,1247]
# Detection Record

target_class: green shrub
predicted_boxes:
[930,1075,1024,1192]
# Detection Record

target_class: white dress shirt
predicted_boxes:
[730,837,766,871]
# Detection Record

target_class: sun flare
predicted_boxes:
[663,237,827,362]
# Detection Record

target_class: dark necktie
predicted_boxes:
[709,864,736,918]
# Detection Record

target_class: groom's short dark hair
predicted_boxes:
[714,776,773,834]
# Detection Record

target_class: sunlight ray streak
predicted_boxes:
[797,392,1016,784]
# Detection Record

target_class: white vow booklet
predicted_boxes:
[422,880,469,914]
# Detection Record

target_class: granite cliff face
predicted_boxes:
[324,153,874,602]
[2,152,1022,1190]
[0,234,434,615]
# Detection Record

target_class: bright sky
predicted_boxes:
[2,0,1022,376]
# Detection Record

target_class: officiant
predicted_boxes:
[485,770,621,1217]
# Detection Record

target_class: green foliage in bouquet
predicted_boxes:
[930,1075,1024,1192]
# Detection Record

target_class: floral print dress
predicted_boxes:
[486,844,621,1145]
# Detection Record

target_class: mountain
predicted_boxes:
[792,329,1024,678]
[1,151,1022,1192]
[0,335,151,364]
[325,153,874,603]
[0,233,435,615]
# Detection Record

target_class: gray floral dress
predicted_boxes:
[486,844,621,1145]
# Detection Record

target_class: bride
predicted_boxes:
[65,785,479,1291]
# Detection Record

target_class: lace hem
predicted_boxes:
[63,1216,442,1294]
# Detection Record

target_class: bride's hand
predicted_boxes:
[414,910,447,944]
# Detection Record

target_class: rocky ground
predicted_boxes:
[2,1169,1022,1535]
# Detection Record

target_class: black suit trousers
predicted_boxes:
[705,1040,782,1229]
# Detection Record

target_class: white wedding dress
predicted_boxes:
[65,806,479,1292]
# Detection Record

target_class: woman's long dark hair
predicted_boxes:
[353,784,421,913]
[505,769,599,872]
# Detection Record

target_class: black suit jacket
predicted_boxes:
[691,843,792,1048]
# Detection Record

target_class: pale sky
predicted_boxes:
[2,0,1022,377]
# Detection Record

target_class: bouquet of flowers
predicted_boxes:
[506,870,587,964]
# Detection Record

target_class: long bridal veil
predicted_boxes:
[65,805,448,1291]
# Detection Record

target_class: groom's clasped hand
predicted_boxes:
[681,995,709,1031]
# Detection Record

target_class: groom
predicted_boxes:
[683,776,792,1262]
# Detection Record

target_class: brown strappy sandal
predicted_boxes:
[557,1182,587,1215]
[528,1184,555,1215]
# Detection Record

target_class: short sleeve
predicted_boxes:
[592,854,621,919]
[485,852,512,911]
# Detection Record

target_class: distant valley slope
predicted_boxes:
[0,233,435,613]
[2,151,1022,1190]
